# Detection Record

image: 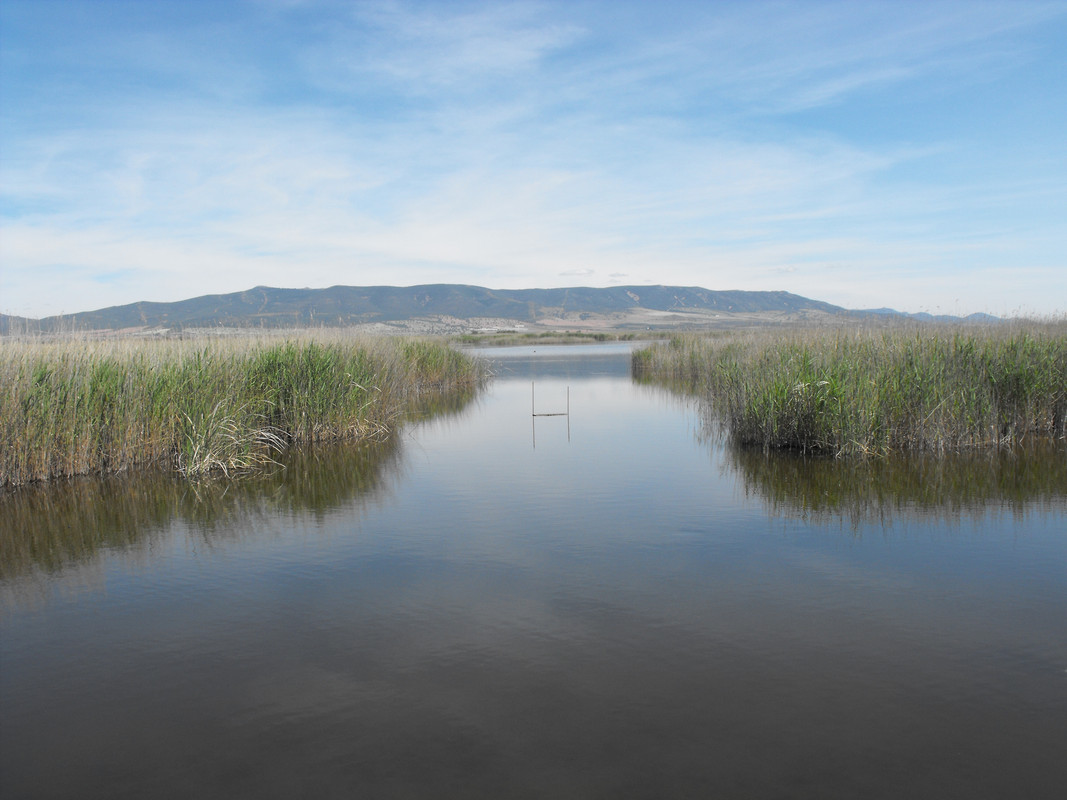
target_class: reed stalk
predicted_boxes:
[633,321,1067,456]
[1,332,485,485]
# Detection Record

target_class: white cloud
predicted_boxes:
[1,0,1065,317]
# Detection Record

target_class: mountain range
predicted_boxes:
[0,284,998,334]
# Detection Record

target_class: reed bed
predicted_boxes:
[1,332,485,486]
[633,322,1067,456]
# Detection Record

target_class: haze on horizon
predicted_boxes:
[1,0,1065,320]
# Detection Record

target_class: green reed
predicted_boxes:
[633,322,1067,456]
[1,333,485,485]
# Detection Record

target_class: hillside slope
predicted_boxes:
[15,284,847,331]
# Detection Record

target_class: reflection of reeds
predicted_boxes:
[0,437,404,579]
[634,322,1067,456]
[1,333,486,485]
[727,441,1067,526]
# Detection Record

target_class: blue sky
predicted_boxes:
[2,0,1064,318]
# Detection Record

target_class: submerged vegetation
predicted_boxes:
[633,322,1067,457]
[1,333,485,486]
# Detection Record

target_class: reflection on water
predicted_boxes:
[1,381,482,582]
[2,343,1065,799]
[403,381,482,422]
[728,441,1067,525]
[0,438,402,580]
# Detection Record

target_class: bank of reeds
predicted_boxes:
[632,322,1067,456]
[1,333,485,486]
[454,330,644,346]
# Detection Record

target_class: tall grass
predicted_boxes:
[1,332,485,486]
[633,322,1067,456]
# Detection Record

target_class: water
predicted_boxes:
[2,343,1065,799]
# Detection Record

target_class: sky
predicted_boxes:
[1,0,1065,319]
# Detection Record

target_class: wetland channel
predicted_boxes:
[2,343,1065,798]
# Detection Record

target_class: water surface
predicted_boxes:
[2,343,1065,799]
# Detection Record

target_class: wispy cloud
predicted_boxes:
[1,0,1065,317]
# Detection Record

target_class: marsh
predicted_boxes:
[2,343,1064,799]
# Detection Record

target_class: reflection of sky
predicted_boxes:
[394,366,749,569]
[3,345,1066,798]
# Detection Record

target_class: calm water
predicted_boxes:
[2,343,1065,799]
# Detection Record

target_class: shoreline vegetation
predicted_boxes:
[1,332,486,487]
[633,322,1067,457]
[453,330,647,346]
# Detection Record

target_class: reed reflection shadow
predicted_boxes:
[725,441,1067,526]
[1,383,482,580]
[0,437,402,580]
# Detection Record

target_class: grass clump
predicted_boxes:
[633,322,1067,456]
[1,332,485,486]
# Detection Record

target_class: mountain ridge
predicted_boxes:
[1,284,996,334]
